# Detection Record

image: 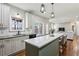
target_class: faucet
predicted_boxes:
[17,31,20,35]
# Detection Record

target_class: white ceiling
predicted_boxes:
[9,3,79,20]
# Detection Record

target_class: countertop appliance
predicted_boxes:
[29,34,36,39]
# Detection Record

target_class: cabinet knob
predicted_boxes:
[2,45,4,48]
[0,45,2,48]
[0,44,4,48]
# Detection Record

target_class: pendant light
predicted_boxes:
[15,13,22,19]
[51,3,55,18]
[40,4,46,13]
[40,3,55,18]
[51,12,55,18]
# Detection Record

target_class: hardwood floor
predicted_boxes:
[16,49,25,56]
[16,36,79,56]
[60,36,78,56]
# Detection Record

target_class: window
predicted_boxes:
[10,16,24,31]
[34,23,43,35]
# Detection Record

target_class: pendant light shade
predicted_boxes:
[15,13,22,19]
[40,4,46,13]
[51,3,55,18]
[51,12,55,18]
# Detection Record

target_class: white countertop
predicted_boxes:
[24,32,66,48]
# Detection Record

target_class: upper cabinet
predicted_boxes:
[25,13,29,28]
[1,4,10,28]
[25,13,33,28]
[0,4,1,25]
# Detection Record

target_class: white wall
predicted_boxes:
[76,21,79,36]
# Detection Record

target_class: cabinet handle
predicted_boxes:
[0,45,3,48]
[5,40,10,42]
[2,44,4,48]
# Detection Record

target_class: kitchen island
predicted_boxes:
[24,32,66,56]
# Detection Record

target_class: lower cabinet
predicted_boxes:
[0,40,3,56]
[11,38,18,54]
[25,38,59,56]
[10,36,29,55]
[3,39,12,56]
[0,36,29,56]
[18,37,26,50]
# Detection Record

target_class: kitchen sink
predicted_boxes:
[13,34,26,36]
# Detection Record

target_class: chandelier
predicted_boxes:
[40,3,55,18]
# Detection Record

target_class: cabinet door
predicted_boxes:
[25,13,29,28]
[10,37,25,54]
[11,37,23,53]
[0,3,2,24]
[2,4,10,27]
[28,13,33,27]
[15,38,21,52]
[18,37,25,50]
[3,39,12,56]
[11,38,17,54]
[0,40,3,56]
[17,36,29,51]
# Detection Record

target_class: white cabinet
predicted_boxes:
[11,38,17,54]
[0,4,2,24]
[10,36,29,55]
[25,13,33,28]
[3,39,12,56]
[0,40,3,56]
[15,38,21,52]
[0,36,29,56]
[25,13,29,28]
[18,36,28,50]
[46,24,49,34]
[8,36,28,55]
[1,4,10,27]
[27,13,33,28]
